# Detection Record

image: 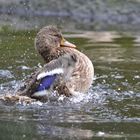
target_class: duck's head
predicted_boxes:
[35,25,76,61]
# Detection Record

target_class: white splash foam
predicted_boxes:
[97,131,105,136]
[58,95,66,101]
[69,91,93,103]
[31,101,43,106]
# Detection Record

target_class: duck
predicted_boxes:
[20,25,94,100]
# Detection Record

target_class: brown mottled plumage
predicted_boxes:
[33,25,94,96]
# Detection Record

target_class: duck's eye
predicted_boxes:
[54,34,58,37]
[54,34,61,38]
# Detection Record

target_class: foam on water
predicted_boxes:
[0,69,14,78]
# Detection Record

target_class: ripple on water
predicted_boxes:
[0,31,140,139]
[0,79,139,140]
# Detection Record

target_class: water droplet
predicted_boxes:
[97,131,105,136]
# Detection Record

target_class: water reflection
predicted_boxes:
[64,31,120,42]
[37,124,94,139]
[0,30,140,139]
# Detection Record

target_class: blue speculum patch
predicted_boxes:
[35,75,57,92]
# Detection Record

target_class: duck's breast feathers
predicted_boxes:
[57,47,94,79]
[75,48,94,79]
[60,47,94,92]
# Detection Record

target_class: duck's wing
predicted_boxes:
[37,53,76,78]
[19,54,76,98]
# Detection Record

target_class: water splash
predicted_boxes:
[0,69,14,79]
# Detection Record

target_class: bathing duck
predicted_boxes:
[20,25,94,99]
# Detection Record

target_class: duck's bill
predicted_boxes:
[61,39,76,48]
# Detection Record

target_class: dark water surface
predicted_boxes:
[0,30,140,140]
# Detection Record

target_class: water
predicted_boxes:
[0,30,140,140]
